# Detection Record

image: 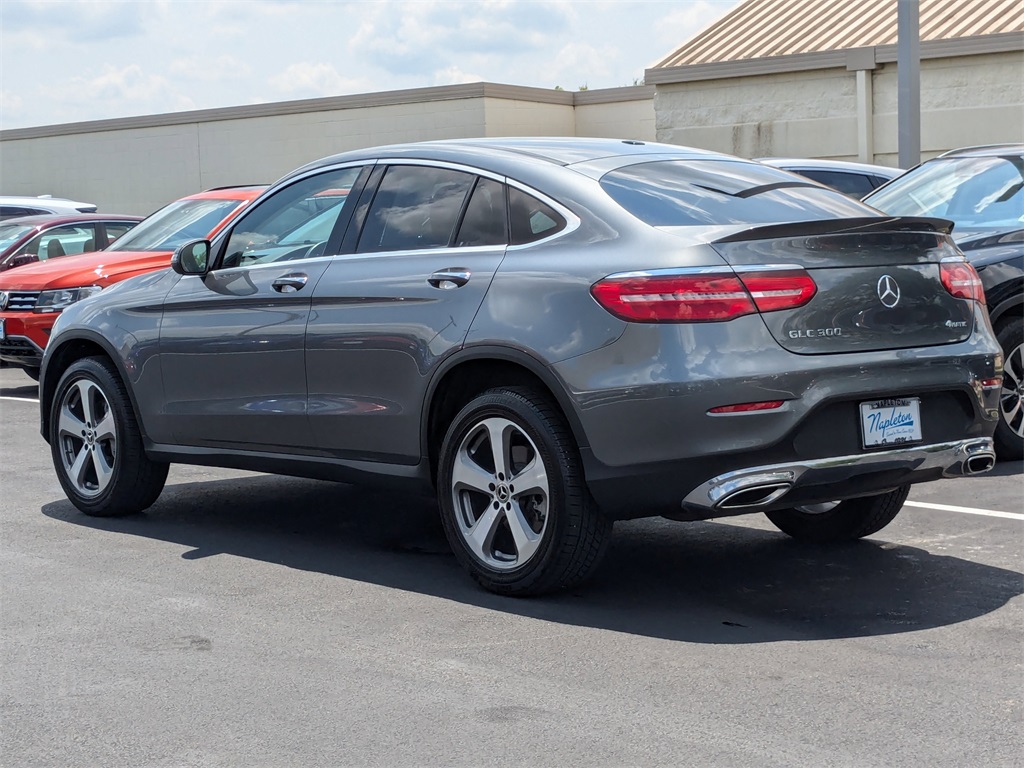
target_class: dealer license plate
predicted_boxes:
[860,397,922,448]
[0,318,5,341]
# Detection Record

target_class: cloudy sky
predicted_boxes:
[0,0,740,130]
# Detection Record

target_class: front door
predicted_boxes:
[158,165,366,451]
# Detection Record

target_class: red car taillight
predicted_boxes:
[940,260,986,304]
[590,268,816,323]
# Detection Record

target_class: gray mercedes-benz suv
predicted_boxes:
[40,138,1002,595]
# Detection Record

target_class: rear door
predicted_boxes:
[305,164,509,463]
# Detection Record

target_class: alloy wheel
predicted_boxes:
[1000,340,1024,439]
[450,416,549,571]
[56,378,117,498]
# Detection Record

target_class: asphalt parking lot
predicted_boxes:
[1,365,1021,768]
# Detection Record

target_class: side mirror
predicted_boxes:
[171,239,212,275]
[10,253,39,268]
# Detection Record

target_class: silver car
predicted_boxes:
[40,138,1001,595]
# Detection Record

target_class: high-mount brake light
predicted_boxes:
[590,268,816,323]
[940,260,985,304]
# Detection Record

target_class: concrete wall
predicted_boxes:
[655,68,859,159]
[0,83,648,216]
[650,35,1024,167]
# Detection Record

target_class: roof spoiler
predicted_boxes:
[712,216,954,244]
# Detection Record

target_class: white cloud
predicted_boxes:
[267,62,365,98]
[169,55,253,82]
[38,64,197,124]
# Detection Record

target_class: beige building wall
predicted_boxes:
[0,83,650,216]
[651,37,1024,166]
[655,68,859,159]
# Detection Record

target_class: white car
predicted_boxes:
[0,195,98,220]
[756,158,902,199]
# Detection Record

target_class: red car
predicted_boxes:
[0,213,143,272]
[0,186,265,379]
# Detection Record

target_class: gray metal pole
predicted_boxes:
[897,0,921,168]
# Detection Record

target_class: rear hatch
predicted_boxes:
[709,217,974,354]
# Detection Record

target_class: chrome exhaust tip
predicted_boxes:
[965,453,996,475]
[708,471,796,510]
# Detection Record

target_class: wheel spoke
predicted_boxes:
[510,456,547,496]
[75,380,97,426]
[451,451,495,494]
[485,419,512,480]
[69,445,91,489]
[94,411,116,442]
[466,503,503,560]
[58,404,86,438]
[1004,348,1023,387]
[91,449,114,493]
[506,503,542,563]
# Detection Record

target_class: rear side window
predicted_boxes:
[600,160,872,227]
[358,166,474,252]
[509,187,565,245]
[797,169,877,198]
[455,178,507,247]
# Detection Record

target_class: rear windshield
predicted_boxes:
[865,155,1024,230]
[107,198,244,252]
[600,159,872,227]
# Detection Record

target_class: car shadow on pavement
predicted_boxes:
[41,473,1023,645]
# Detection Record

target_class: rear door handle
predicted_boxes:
[428,269,471,289]
[272,273,309,293]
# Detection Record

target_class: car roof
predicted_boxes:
[293,137,727,178]
[757,157,902,177]
[0,213,143,227]
[935,144,1024,159]
[182,185,267,201]
[0,195,96,207]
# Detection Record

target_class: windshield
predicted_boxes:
[107,198,245,252]
[600,159,872,227]
[0,224,34,252]
[865,155,1024,230]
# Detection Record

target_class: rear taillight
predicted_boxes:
[940,260,985,304]
[590,268,816,323]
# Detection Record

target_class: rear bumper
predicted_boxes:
[584,437,996,521]
[680,437,994,516]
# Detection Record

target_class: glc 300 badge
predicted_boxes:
[0,291,8,311]
[877,274,900,308]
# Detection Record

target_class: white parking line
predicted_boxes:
[905,500,1024,521]
[0,396,39,403]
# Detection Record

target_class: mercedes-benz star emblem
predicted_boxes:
[0,291,8,311]
[877,275,900,308]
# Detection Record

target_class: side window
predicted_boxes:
[222,166,363,269]
[357,165,474,253]
[0,206,43,220]
[103,222,135,245]
[798,170,876,198]
[509,187,566,245]
[35,225,98,259]
[455,178,508,247]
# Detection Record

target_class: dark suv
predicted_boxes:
[865,144,1024,459]
[41,138,1001,595]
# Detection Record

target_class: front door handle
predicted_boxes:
[427,269,471,290]
[272,273,309,293]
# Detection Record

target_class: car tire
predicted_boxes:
[764,485,910,543]
[437,387,611,596]
[994,320,1024,461]
[49,357,168,517]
